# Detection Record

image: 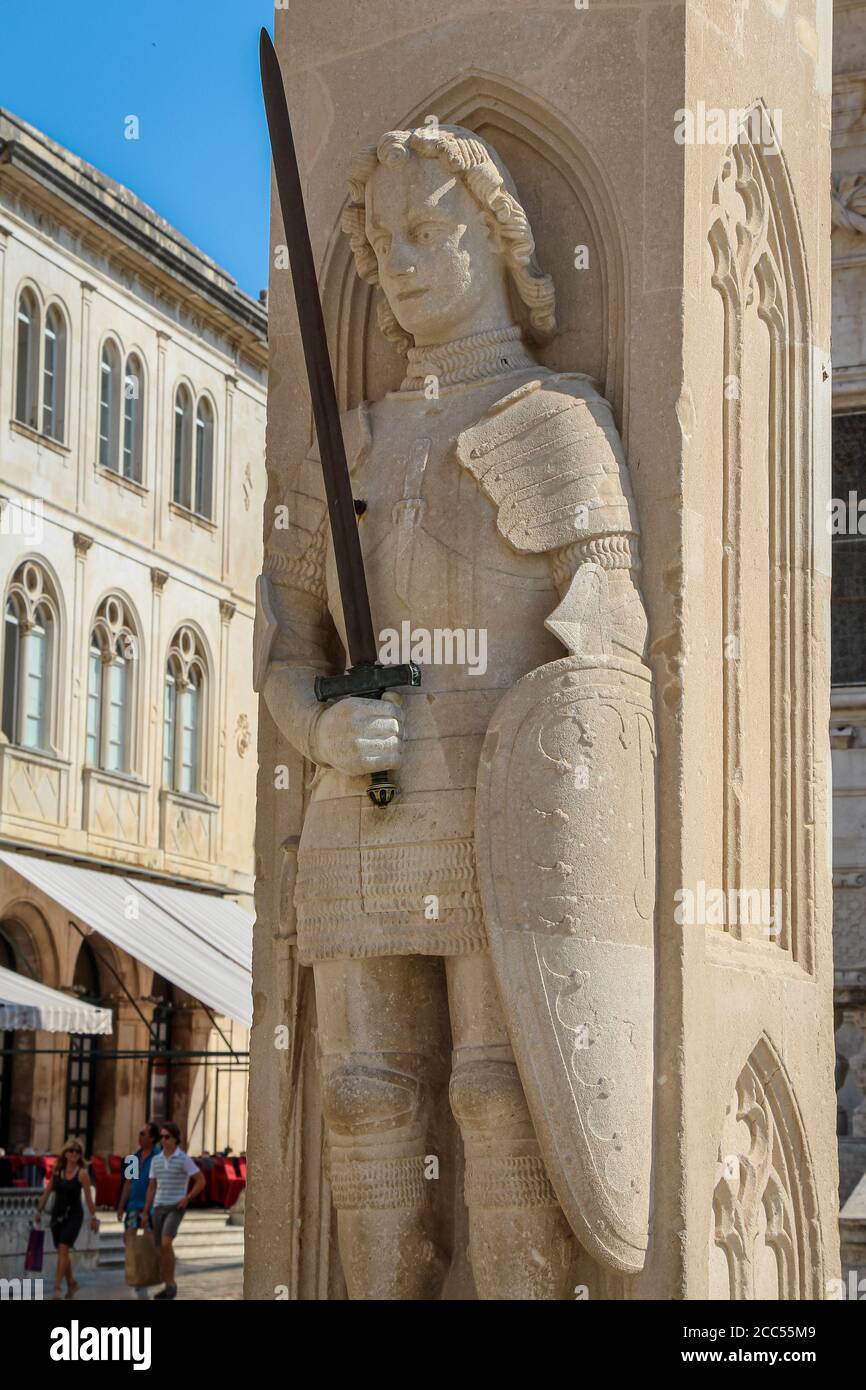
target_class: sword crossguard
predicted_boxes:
[314,661,422,808]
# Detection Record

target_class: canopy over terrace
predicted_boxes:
[0,851,253,1028]
[0,964,113,1033]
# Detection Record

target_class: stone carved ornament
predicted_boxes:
[833,173,866,236]
[259,124,656,1298]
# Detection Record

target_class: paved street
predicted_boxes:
[54,1261,243,1301]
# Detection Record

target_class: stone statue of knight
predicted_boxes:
[256,125,656,1299]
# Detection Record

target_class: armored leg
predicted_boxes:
[446,952,577,1299]
[314,955,447,1300]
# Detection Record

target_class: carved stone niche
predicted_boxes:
[318,74,627,429]
[267,79,636,1303]
[710,1036,822,1300]
[706,105,815,972]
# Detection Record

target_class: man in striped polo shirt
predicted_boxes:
[142,1122,205,1300]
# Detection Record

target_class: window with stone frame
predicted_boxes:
[162,626,207,796]
[832,412,866,686]
[14,288,68,442]
[1,561,58,752]
[173,385,215,520]
[85,596,139,774]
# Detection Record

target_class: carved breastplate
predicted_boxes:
[323,375,563,696]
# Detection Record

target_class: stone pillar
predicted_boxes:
[148,568,169,845]
[110,1002,153,1155]
[247,0,838,1300]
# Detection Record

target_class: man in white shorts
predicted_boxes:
[142,1121,205,1300]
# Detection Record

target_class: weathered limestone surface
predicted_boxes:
[246,0,839,1299]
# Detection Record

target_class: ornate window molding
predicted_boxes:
[13,283,69,444]
[162,625,209,797]
[1,561,59,754]
[98,335,147,483]
[711,1036,822,1300]
[85,595,141,775]
[172,382,216,522]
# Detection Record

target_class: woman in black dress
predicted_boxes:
[34,1137,100,1299]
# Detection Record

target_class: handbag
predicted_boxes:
[24,1225,44,1273]
[124,1227,161,1287]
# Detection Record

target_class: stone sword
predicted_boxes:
[259,28,420,808]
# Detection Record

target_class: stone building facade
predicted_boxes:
[0,108,265,1161]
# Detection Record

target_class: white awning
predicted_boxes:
[0,851,253,1027]
[0,964,113,1034]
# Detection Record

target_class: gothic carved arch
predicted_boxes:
[711,1034,822,1300]
[707,101,815,971]
[318,71,629,435]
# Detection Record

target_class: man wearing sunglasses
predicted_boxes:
[142,1122,205,1300]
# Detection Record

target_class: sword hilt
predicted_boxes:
[314,661,421,808]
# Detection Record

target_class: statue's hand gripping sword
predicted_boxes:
[259,29,420,809]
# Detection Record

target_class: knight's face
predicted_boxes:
[365,153,510,345]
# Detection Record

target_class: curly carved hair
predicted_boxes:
[341,125,557,353]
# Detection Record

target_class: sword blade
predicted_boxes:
[259,27,377,666]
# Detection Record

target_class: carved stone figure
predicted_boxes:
[259,125,655,1299]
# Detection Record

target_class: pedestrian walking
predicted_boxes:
[117,1122,161,1299]
[142,1122,205,1300]
[34,1137,99,1300]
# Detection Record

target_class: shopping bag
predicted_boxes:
[125,1227,161,1287]
[24,1225,44,1273]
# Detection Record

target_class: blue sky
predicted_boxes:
[0,0,274,299]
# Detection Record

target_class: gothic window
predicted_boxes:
[85,596,139,774]
[122,353,144,482]
[1,562,58,752]
[98,340,121,472]
[173,386,215,520]
[14,288,40,430]
[173,385,193,510]
[42,305,67,441]
[15,289,68,442]
[831,413,866,686]
[162,626,207,795]
[194,398,215,519]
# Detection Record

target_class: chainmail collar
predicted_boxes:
[400,324,535,391]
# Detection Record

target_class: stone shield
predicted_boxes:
[474,655,656,1274]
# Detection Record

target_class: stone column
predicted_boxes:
[221,373,237,585]
[68,532,93,825]
[110,1001,153,1155]
[148,568,169,845]
[216,600,236,857]
[76,282,95,514]
[154,330,171,549]
[247,0,838,1300]
[0,223,8,397]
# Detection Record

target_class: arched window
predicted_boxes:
[15,289,40,431]
[163,627,207,795]
[98,340,121,472]
[85,597,138,774]
[42,305,67,441]
[194,398,214,519]
[173,386,193,510]
[1,563,57,752]
[122,353,144,482]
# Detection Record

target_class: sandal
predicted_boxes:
[66,1278,79,1298]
